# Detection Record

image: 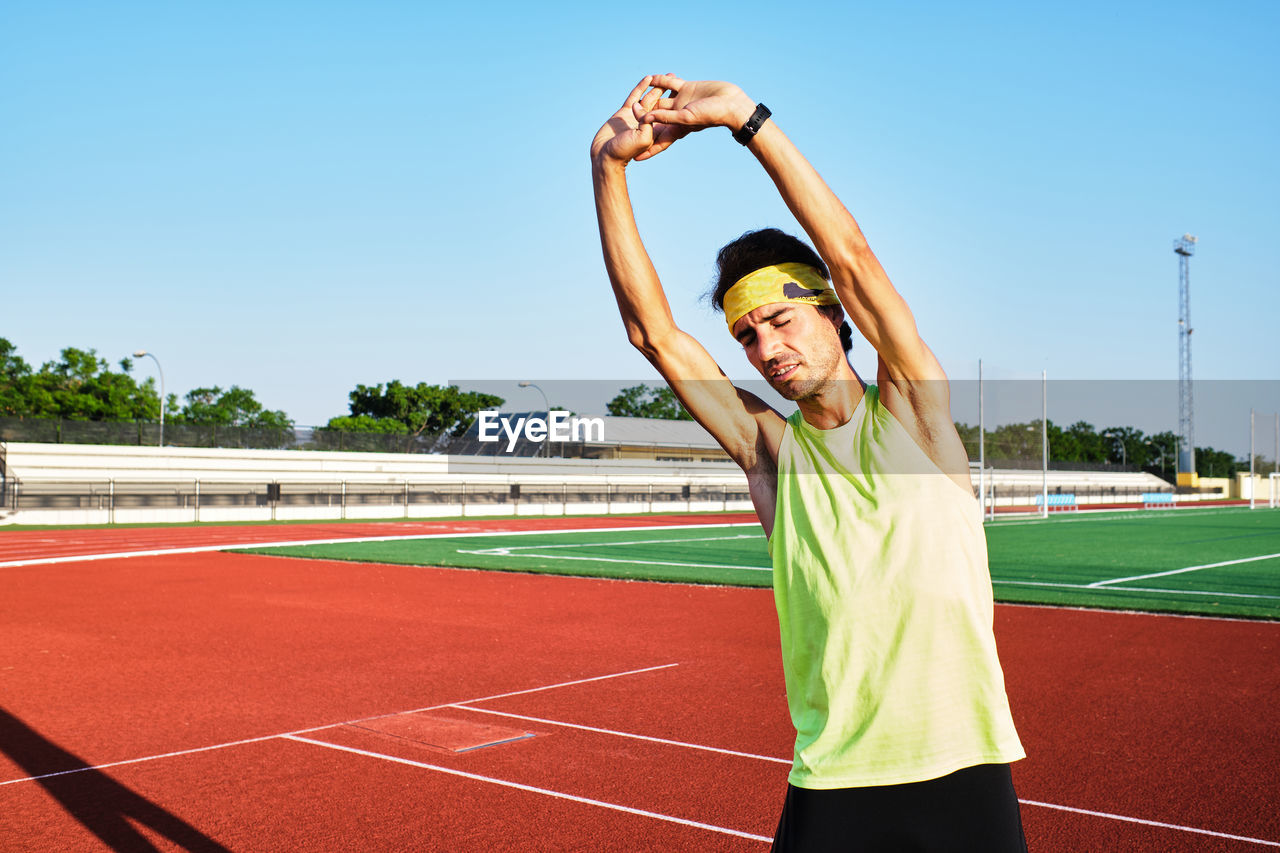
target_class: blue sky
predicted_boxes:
[3,1,1277,449]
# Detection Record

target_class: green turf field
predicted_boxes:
[244,507,1280,620]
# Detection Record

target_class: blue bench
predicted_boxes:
[1035,493,1077,511]
[1142,492,1176,509]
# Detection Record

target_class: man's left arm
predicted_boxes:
[640,75,968,485]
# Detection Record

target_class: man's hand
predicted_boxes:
[634,74,757,160]
[590,76,670,167]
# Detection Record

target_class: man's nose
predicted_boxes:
[757,327,785,360]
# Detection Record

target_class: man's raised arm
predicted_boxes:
[638,75,942,387]
[590,78,779,471]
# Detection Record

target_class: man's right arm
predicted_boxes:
[590,79,783,476]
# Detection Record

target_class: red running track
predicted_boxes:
[0,513,760,565]
[1,520,1277,851]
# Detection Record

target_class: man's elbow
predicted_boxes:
[625,324,673,362]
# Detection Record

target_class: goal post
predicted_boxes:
[1271,472,1279,510]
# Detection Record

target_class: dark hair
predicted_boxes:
[710,227,853,353]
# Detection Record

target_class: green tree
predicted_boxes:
[1100,426,1149,469]
[1,342,159,421]
[606,384,692,420]
[0,337,34,415]
[172,386,292,428]
[343,382,503,438]
[323,414,410,434]
[1145,431,1178,480]
[1195,446,1241,479]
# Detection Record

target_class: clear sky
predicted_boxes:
[3,1,1277,451]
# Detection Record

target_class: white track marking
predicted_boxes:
[987,507,1262,527]
[994,579,1280,601]
[462,533,763,553]
[1089,552,1280,587]
[456,550,772,572]
[450,707,1279,848]
[0,663,677,787]
[451,706,791,765]
[1019,799,1280,848]
[281,735,772,844]
[0,523,760,569]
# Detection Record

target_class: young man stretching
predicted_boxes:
[591,75,1027,851]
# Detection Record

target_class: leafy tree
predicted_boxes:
[1196,446,1242,479]
[343,381,503,438]
[172,386,292,428]
[0,340,159,421]
[0,337,34,415]
[323,414,410,434]
[1100,425,1149,469]
[1146,431,1178,479]
[606,384,692,420]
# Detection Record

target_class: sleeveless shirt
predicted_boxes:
[769,384,1024,788]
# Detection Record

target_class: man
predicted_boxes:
[592,75,1027,851]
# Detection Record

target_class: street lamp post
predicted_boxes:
[1104,431,1126,468]
[518,381,549,458]
[133,350,165,447]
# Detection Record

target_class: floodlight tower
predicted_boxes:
[1174,234,1197,485]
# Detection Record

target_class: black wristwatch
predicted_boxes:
[733,103,771,145]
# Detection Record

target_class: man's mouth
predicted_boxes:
[770,362,800,382]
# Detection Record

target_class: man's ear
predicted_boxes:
[818,303,845,330]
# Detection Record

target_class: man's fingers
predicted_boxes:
[621,75,654,109]
[649,72,685,92]
[639,107,697,126]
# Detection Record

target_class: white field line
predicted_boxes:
[451,705,791,765]
[282,735,773,844]
[456,533,771,573]
[456,550,772,573]
[0,663,677,787]
[993,579,1280,601]
[0,522,761,569]
[987,507,1261,527]
[462,534,764,553]
[1089,552,1280,588]
[1019,799,1280,848]
[449,706,1278,848]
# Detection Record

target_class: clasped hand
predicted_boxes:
[590,74,757,167]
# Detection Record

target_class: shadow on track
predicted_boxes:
[0,706,232,852]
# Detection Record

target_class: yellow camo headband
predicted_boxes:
[722,262,839,335]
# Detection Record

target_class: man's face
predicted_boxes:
[732,303,845,401]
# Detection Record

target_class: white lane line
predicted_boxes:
[0,522,761,569]
[994,579,1280,601]
[455,550,772,572]
[1019,799,1280,848]
[451,705,791,765]
[1089,552,1280,587]
[462,534,764,554]
[0,663,678,787]
[281,735,772,844]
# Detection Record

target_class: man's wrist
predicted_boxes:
[726,93,758,130]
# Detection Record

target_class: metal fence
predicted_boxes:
[0,418,459,453]
[3,478,752,520]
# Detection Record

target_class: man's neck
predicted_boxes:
[796,362,864,430]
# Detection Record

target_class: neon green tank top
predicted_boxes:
[769,385,1024,789]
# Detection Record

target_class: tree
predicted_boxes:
[1100,426,1149,470]
[0,341,159,421]
[342,381,503,438]
[606,384,692,420]
[1146,431,1178,480]
[172,386,292,428]
[1196,446,1241,479]
[323,414,410,434]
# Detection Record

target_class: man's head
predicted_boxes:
[711,228,854,400]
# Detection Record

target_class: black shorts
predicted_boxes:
[771,763,1028,853]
